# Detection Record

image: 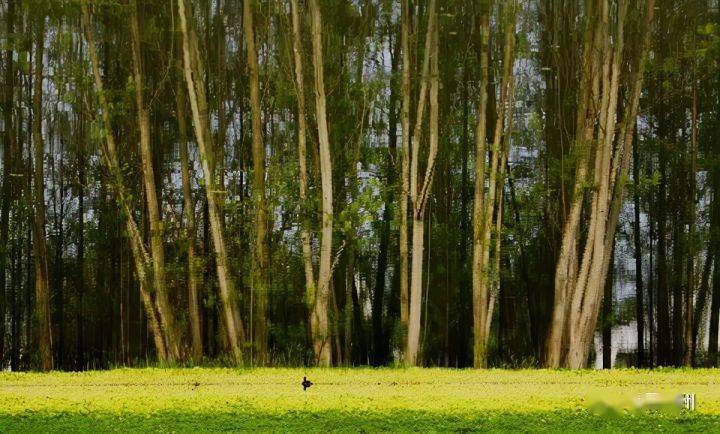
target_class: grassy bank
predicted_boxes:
[1,368,719,432]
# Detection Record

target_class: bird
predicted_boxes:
[301,376,313,391]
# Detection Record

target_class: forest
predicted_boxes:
[1,0,719,372]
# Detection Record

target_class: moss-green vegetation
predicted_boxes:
[2,368,719,432]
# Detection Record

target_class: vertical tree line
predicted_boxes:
[0,0,719,370]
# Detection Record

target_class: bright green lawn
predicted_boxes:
[1,368,720,432]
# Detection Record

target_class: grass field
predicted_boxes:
[2,368,720,432]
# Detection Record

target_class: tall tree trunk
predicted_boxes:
[130,0,181,361]
[632,129,645,367]
[178,0,245,363]
[288,0,317,354]
[0,0,16,365]
[176,59,203,362]
[647,164,654,367]
[372,22,399,366]
[10,226,20,370]
[547,0,653,369]
[31,18,53,371]
[656,148,671,365]
[399,0,411,335]
[406,0,437,366]
[76,96,86,369]
[243,0,269,364]
[544,0,600,367]
[692,252,712,363]
[308,0,334,367]
[81,0,168,362]
[52,137,65,368]
[473,3,516,368]
[683,77,697,366]
[472,7,490,369]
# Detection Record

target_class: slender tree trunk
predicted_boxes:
[683,77,698,366]
[243,0,269,363]
[130,0,180,361]
[472,7,490,369]
[52,137,65,368]
[76,102,86,369]
[81,0,168,362]
[399,0,411,334]
[11,228,20,370]
[178,0,245,363]
[633,129,645,367]
[0,0,16,366]
[692,252,711,363]
[31,19,53,371]
[544,0,599,367]
[288,0,317,350]
[473,3,516,368]
[547,0,653,369]
[406,1,438,366]
[656,150,671,365]
[176,60,203,362]
[647,166,654,367]
[307,0,334,367]
[372,24,399,366]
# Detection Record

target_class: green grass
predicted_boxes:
[2,368,720,432]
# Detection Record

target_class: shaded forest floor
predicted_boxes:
[1,368,719,432]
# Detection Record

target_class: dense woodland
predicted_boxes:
[0,0,719,371]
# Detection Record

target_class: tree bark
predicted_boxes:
[372,21,399,366]
[544,0,600,368]
[546,0,653,369]
[243,0,269,364]
[399,0,411,335]
[76,89,86,370]
[81,0,168,362]
[473,3,516,368]
[307,0,334,367]
[683,77,698,366]
[32,18,53,371]
[0,0,16,366]
[178,0,245,363]
[175,58,203,362]
[472,7,490,369]
[632,129,645,367]
[406,0,438,366]
[288,0,317,345]
[692,253,712,364]
[130,0,181,361]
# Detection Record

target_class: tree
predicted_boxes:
[545,0,654,369]
[398,0,412,347]
[175,56,203,362]
[306,0,335,367]
[0,0,17,366]
[129,0,181,361]
[405,0,438,366]
[472,1,517,368]
[31,14,52,372]
[81,0,168,362]
[243,0,269,363]
[177,0,245,363]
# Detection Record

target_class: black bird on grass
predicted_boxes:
[302,376,313,391]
